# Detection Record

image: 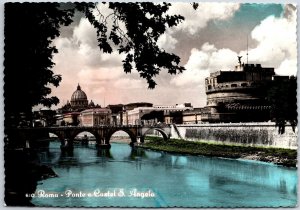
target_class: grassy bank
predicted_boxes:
[139,136,297,167]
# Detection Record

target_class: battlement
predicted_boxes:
[205,63,275,91]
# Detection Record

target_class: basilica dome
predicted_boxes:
[70,84,88,109]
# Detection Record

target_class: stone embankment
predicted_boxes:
[171,122,297,150]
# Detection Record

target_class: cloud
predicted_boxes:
[77,42,125,67]
[112,78,144,89]
[171,43,237,86]
[55,37,73,49]
[157,31,178,51]
[157,3,240,54]
[77,67,124,82]
[171,4,297,87]
[50,13,144,107]
[168,3,240,35]
[73,18,98,47]
[276,59,297,76]
[49,3,297,109]
[72,16,126,67]
[241,5,297,75]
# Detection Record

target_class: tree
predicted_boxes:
[4,2,185,127]
[4,3,74,127]
[75,2,185,88]
[267,76,297,133]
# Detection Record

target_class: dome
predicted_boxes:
[70,84,88,109]
[71,84,87,101]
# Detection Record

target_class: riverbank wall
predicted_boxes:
[170,123,297,150]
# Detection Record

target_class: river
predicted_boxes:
[31,141,297,207]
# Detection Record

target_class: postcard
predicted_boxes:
[3,1,298,208]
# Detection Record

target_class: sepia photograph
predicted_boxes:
[3,1,298,207]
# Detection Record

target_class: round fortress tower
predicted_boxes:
[203,59,275,122]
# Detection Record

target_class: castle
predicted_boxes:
[201,58,289,123]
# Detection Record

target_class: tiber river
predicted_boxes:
[31,139,297,208]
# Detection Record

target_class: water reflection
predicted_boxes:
[96,148,113,158]
[33,141,297,208]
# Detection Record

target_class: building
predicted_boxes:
[62,112,81,126]
[32,107,56,127]
[58,84,100,114]
[107,104,123,125]
[203,59,275,123]
[160,103,193,124]
[124,103,193,125]
[122,102,153,125]
[182,108,203,124]
[80,108,112,126]
[123,102,153,111]
[57,84,101,125]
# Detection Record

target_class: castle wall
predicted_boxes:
[171,123,297,149]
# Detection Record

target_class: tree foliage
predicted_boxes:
[75,2,185,88]
[267,76,297,133]
[4,3,74,125]
[4,2,185,127]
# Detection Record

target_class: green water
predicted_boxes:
[31,141,297,207]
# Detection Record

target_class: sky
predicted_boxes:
[49,3,297,109]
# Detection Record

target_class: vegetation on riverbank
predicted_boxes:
[139,136,297,167]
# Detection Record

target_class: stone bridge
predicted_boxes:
[7,124,171,150]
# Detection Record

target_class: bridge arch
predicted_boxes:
[142,128,169,141]
[70,130,101,143]
[105,128,136,144]
[48,131,64,141]
[49,132,59,139]
[73,131,97,141]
